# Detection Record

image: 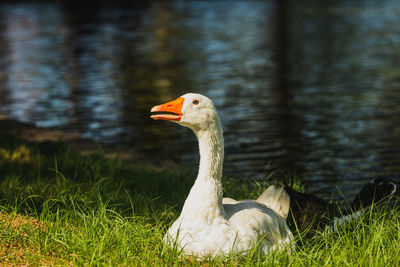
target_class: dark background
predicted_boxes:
[0,0,400,199]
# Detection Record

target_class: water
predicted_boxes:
[1,0,400,200]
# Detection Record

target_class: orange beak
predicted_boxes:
[150,97,185,121]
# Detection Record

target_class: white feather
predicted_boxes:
[257,185,290,219]
[155,93,294,258]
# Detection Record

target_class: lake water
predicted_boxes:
[1,0,400,200]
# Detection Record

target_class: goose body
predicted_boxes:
[266,178,400,236]
[151,93,293,257]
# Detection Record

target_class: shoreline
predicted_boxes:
[0,116,142,162]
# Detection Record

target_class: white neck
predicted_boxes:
[180,118,225,223]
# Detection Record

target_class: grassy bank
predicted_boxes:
[0,135,399,266]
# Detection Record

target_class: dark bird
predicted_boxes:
[259,177,400,238]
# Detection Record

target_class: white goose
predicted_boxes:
[150,93,293,258]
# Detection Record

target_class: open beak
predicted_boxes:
[150,97,184,121]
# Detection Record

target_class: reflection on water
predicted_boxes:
[0,1,400,199]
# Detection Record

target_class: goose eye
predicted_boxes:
[192,99,199,105]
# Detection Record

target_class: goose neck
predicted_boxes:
[180,122,225,221]
[196,126,224,181]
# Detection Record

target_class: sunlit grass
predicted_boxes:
[0,134,399,265]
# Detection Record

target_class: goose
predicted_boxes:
[150,93,293,258]
[261,177,400,237]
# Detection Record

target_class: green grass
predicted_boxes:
[0,134,399,266]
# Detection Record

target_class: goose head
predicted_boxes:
[150,93,220,132]
[352,177,400,209]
